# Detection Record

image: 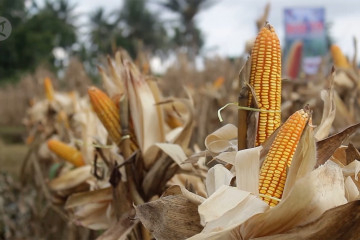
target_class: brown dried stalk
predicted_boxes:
[238,57,252,150]
[118,95,144,205]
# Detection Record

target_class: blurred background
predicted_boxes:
[1,0,360,178]
[2,0,360,239]
[1,0,359,175]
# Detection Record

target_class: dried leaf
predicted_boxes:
[49,165,92,191]
[198,186,259,225]
[147,78,165,142]
[342,160,360,181]
[282,125,316,198]
[189,186,267,240]
[205,124,238,153]
[171,97,195,149]
[235,147,262,194]
[345,176,359,201]
[154,143,190,170]
[65,187,114,230]
[125,62,164,168]
[215,151,237,165]
[346,143,360,165]
[97,210,138,240]
[314,80,336,141]
[253,201,360,240]
[316,123,360,166]
[334,91,355,127]
[72,202,112,230]
[238,56,251,150]
[162,185,205,205]
[334,70,354,88]
[136,194,203,240]
[331,145,348,166]
[206,164,234,196]
[65,188,112,209]
[201,194,267,236]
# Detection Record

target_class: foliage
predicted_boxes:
[88,0,169,59]
[159,0,214,57]
[0,0,77,84]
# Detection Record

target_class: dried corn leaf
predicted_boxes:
[331,145,348,166]
[205,124,237,153]
[206,164,234,196]
[97,209,138,240]
[153,143,191,170]
[215,151,237,165]
[234,146,262,194]
[189,186,267,240]
[147,77,165,141]
[199,186,262,225]
[345,176,359,201]
[282,125,316,198]
[162,185,205,205]
[346,143,360,165]
[126,64,164,168]
[171,98,195,148]
[342,160,360,180]
[136,194,203,240]
[65,188,112,209]
[65,187,113,230]
[334,91,354,127]
[252,200,360,240]
[334,70,354,88]
[316,123,360,166]
[314,83,336,141]
[99,66,121,97]
[73,202,112,230]
[201,194,267,237]
[49,165,92,191]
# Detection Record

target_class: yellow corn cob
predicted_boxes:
[248,23,282,146]
[44,77,54,101]
[212,76,225,89]
[259,108,309,206]
[47,139,85,167]
[88,86,122,145]
[331,45,351,69]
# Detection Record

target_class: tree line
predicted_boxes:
[0,0,213,84]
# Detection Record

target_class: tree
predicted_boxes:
[118,0,169,58]
[0,0,77,83]
[89,8,118,54]
[159,0,214,57]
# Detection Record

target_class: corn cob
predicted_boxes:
[285,41,303,79]
[212,76,225,89]
[248,23,282,146]
[88,86,122,145]
[331,45,351,69]
[259,108,309,206]
[47,139,85,167]
[44,77,54,101]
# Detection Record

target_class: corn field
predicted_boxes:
[3,5,360,240]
